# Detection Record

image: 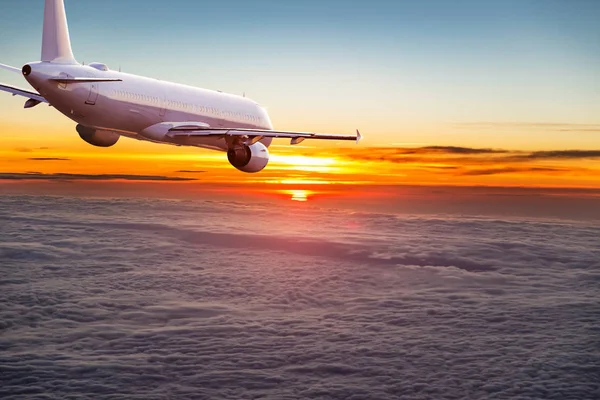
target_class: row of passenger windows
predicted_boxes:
[114,90,160,105]
[113,89,259,123]
[164,100,260,123]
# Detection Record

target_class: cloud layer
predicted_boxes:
[329,145,600,165]
[0,196,599,399]
[298,145,600,183]
[4,143,600,187]
[0,172,197,181]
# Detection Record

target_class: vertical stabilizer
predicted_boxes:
[41,0,77,64]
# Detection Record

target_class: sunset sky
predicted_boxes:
[1,0,599,202]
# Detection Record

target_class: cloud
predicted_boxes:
[13,147,52,153]
[324,146,508,164]
[461,166,569,176]
[0,196,598,399]
[27,157,71,161]
[315,146,600,174]
[424,165,460,170]
[454,122,600,132]
[419,146,506,154]
[0,172,197,181]
[522,150,600,160]
[175,170,207,173]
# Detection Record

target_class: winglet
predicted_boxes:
[356,129,362,144]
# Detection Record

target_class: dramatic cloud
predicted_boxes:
[418,146,506,154]
[0,172,197,181]
[319,146,509,165]
[306,146,600,184]
[0,196,598,399]
[461,166,569,176]
[328,146,600,163]
[522,150,600,160]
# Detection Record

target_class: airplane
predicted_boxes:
[0,0,361,173]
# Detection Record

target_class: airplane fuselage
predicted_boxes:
[24,61,273,151]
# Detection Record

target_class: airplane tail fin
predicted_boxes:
[41,0,77,64]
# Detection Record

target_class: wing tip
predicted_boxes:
[356,129,362,144]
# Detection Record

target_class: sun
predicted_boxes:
[287,189,311,202]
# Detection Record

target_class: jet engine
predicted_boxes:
[227,142,269,173]
[76,124,120,147]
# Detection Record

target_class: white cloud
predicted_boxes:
[0,196,598,399]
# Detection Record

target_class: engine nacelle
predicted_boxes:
[227,142,269,173]
[76,125,120,147]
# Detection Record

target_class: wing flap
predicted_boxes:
[167,126,362,144]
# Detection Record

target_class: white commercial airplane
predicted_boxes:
[0,0,360,173]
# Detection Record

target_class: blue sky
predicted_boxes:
[1,0,599,149]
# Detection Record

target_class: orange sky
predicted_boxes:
[2,0,599,200]
[1,122,599,190]
[1,116,599,221]
[1,88,599,193]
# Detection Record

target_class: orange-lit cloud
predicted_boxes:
[0,172,196,181]
[1,141,600,190]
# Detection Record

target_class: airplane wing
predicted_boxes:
[0,82,48,104]
[167,125,362,145]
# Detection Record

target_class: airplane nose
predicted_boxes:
[22,64,32,76]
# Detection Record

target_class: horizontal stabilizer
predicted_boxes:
[0,82,48,103]
[50,77,123,83]
[0,63,21,74]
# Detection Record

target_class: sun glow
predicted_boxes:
[270,155,336,166]
[286,189,312,202]
[269,155,341,173]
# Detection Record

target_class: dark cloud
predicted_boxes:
[523,150,600,159]
[0,172,197,181]
[27,157,71,161]
[322,146,600,168]
[420,146,506,154]
[325,146,509,164]
[0,196,598,399]
[462,166,567,176]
